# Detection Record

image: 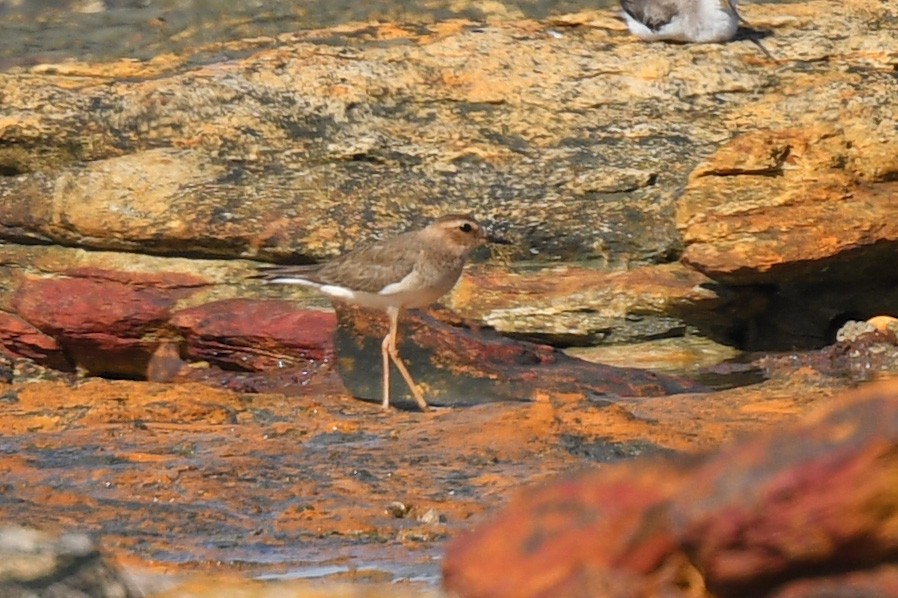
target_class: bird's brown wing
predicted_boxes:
[620,0,681,30]
[315,232,422,293]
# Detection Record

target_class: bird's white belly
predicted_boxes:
[623,5,738,43]
[319,275,458,311]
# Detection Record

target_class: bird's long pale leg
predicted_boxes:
[382,306,429,412]
[381,332,391,410]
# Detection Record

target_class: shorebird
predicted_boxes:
[620,0,740,43]
[254,214,510,412]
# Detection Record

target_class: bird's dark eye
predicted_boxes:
[459,223,473,233]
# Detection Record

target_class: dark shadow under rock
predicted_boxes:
[333,304,705,409]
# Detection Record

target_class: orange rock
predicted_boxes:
[678,128,898,284]
[443,461,699,598]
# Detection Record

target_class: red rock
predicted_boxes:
[11,274,197,377]
[442,461,696,598]
[443,381,898,597]
[668,381,898,597]
[169,298,335,371]
[0,312,71,370]
[770,566,898,598]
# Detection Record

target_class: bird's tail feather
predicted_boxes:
[249,263,324,286]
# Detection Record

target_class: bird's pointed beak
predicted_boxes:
[482,221,512,245]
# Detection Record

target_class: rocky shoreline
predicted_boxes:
[1,0,898,595]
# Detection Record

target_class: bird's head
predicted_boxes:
[425,214,511,256]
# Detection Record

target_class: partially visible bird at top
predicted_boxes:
[620,0,740,43]
[619,0,774,58]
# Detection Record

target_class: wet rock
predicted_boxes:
[333,304,704,409]
[566,335,741,379]
[0,367,837,585]
[0,524,136,597]
[443,380,898,597]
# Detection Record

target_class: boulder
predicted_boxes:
[444,381,898,597]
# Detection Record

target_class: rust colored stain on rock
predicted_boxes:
[679,128,898,285]
[770,566,898,598]
[0,359,851,588]
[443,381,898,598]
[443,462,697,598]
[170,298,336,371]
[669,382,898,596]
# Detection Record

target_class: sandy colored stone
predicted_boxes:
[678,128,898,284]
[0,0,893,268]
[448,263,724,345]
[1,0,896,353]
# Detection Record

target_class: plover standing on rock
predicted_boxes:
[254,214,510,412]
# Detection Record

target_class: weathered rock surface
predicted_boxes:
[443,380,898,597]
[758,317,898,384]
[0,368,840,593]
[11,269,205,377]
[0,258,701,403]
[678,127,898,349]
